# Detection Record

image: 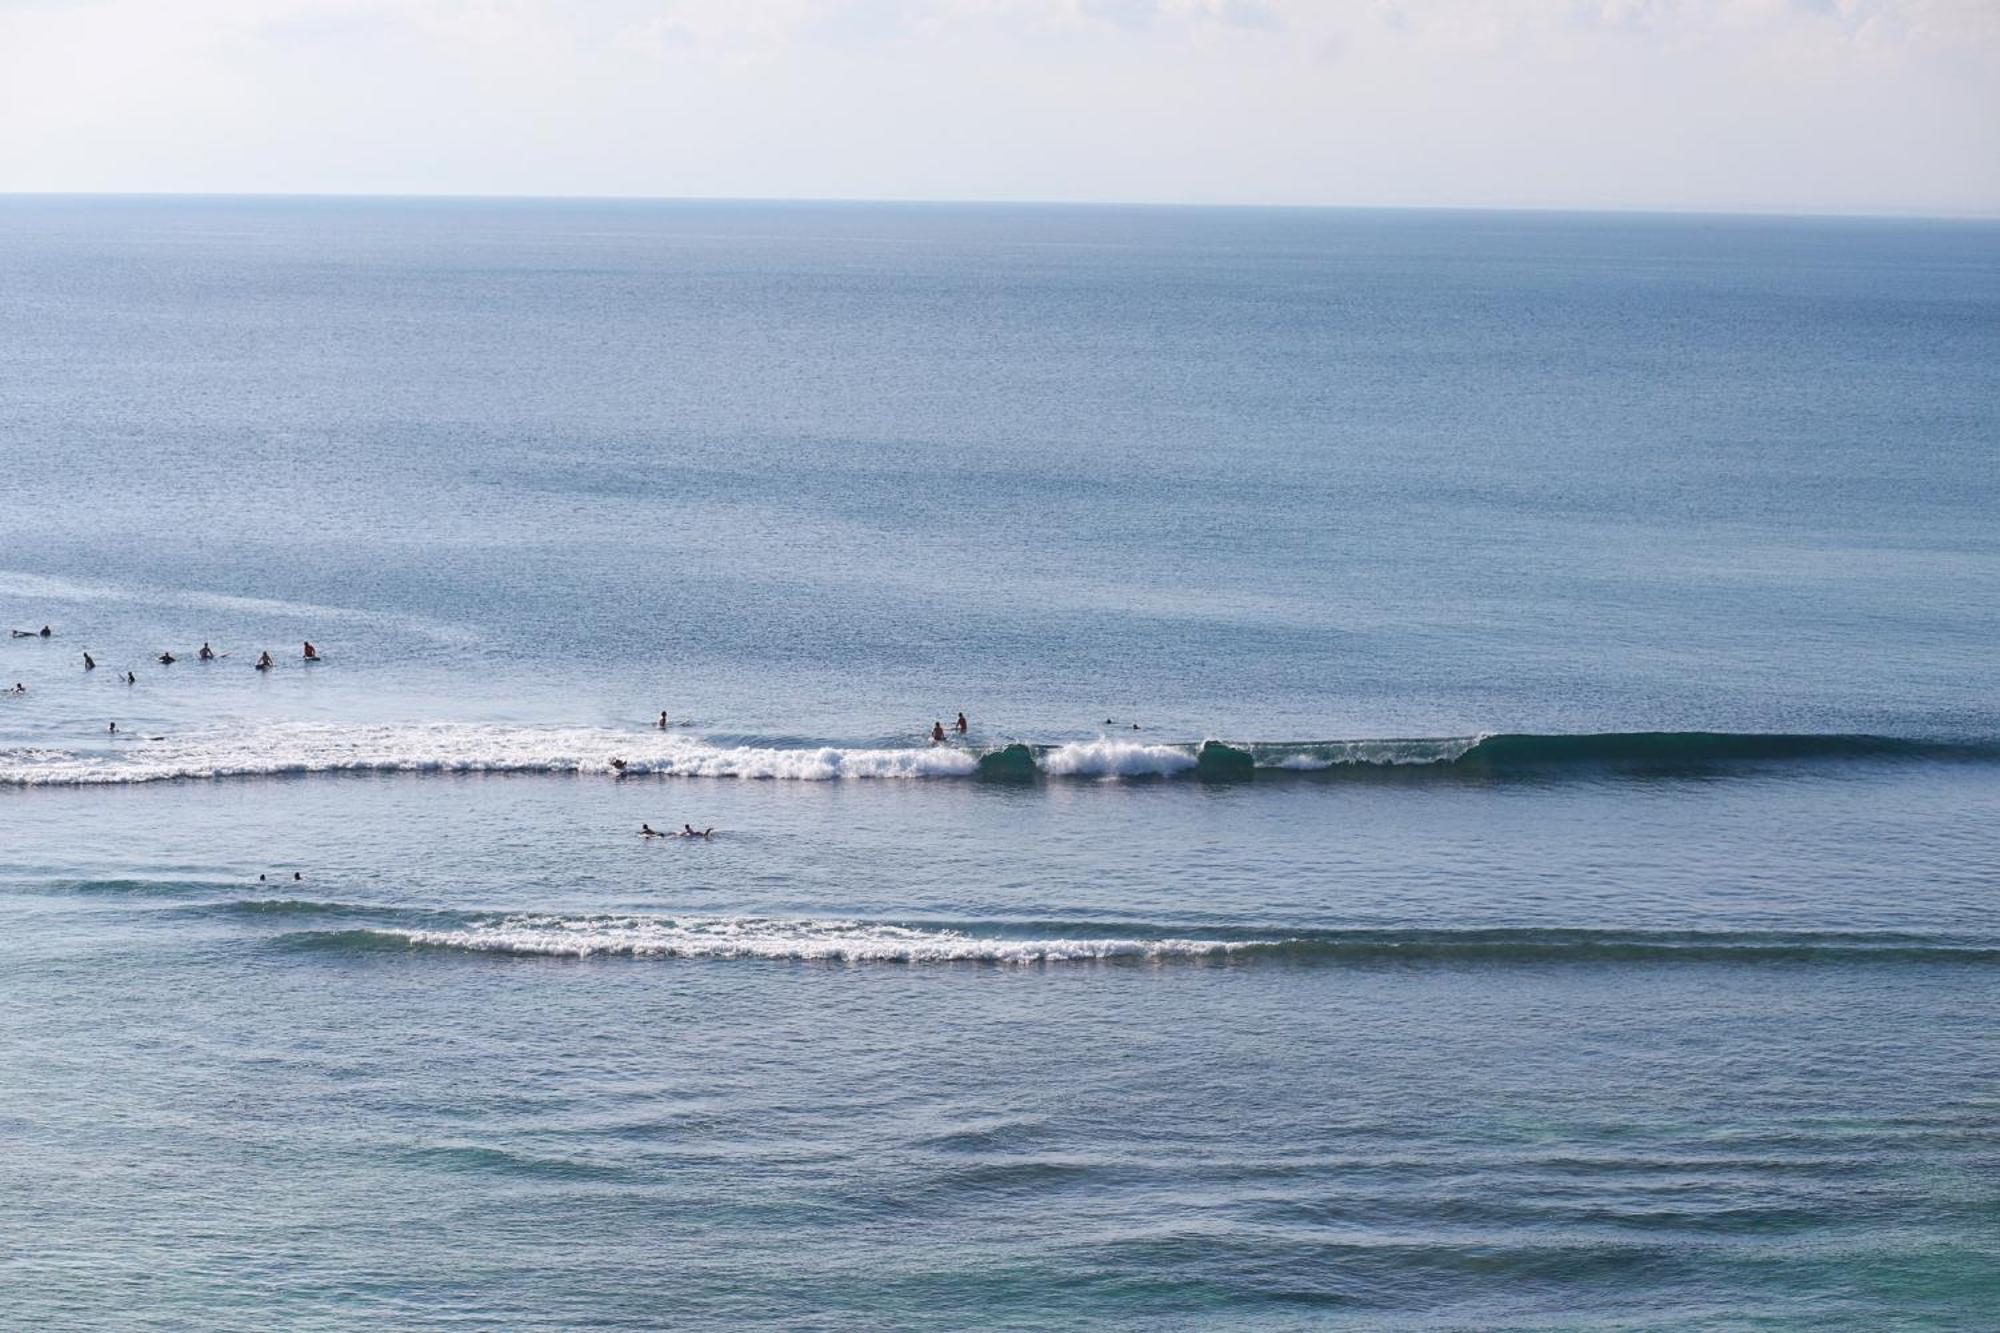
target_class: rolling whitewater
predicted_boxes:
[2,199,1997,1328]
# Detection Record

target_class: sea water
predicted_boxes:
[1,198,1996,1328]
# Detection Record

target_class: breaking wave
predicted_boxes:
[245,907,2000,967]
[1,723,1993,788]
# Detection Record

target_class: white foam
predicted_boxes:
[379,914,1265,962]
[1038,738,1198,778]
[0,722,981,785]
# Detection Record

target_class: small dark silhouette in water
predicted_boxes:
[255,651,274,670]
[682,825,713,839]
[40,626,51,638]
[956,712,968,734]
[108,721,117,734]
[124,671,137,685]
[157,652,175,665]
[657,711,669,729]
[7,683,24,694]
[931,720,946,744]
[610,757,628,773]
[641,823,664,837]
[294,872,302,882]
[198,642,214,661]
[302,641,319,661]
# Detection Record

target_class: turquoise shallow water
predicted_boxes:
[1,198,1997,1328]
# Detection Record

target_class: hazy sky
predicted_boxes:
[3,0,1997,215]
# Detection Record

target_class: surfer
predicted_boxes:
[124,671,136,685]
[681,824,713,839]
[657,711,669,729]
[108,721,117,734]
[157,651,175,665]
[302,641,319,661]
[255,651,274,670]
[641,823,664,837]
[83,652,95,670]
[955,712,968,734]
[39,626,51,638]
[610,757,628,773]
[931,720,946,744]
[198,643,214,661]
[8,683,24,694]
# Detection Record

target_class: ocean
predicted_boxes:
[1,196,1996,1328]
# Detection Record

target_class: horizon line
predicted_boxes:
[3,190,1997,226]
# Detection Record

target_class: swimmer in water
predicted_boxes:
[125,671,137,685]
[302,641,318,661]
[108,721,117,734]
[682,824,713,839]
[931,721,946,744]
[39,626,51,638]
[255,651,274,670]
[956,712,968,734]
[198,643,214,661]
[610,757,628,773]
[83,652,95,670]
[657,711,669,729]
[8,683,24,694]
[641,823,664,837]
[157,651,175,665]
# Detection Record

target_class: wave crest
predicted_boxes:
[0,724,1990,788]
[263,911,2000,967]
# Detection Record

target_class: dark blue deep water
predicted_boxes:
[2,198,1997,1329]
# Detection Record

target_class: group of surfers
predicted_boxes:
[641,823,714,839]
[142,641,317,668]
[7,629,325,701]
